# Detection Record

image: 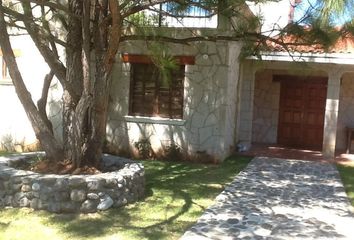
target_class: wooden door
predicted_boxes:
[276,76,327,150]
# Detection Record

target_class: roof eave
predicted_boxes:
[248,51,354,65]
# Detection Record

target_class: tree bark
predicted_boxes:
[1,0,121,169]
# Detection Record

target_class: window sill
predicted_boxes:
[0,79,13,85]
[124,116,186,126]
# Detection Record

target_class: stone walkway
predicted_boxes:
[180,157,354,240]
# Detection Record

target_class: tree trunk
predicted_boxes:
[63,0,114,169]
[1,0,121,170]
[0,4,64,162]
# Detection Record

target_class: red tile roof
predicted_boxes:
[266,32,354,54]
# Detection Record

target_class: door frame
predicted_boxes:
[274,75,328,150]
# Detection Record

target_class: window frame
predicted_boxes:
[0,56,11,85]
[0,49,21,85]
[123,54,195,120]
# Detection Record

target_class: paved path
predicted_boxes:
[180,157,354,240]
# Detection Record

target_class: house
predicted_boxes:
[0,35,62,151]
[1,1,353,161]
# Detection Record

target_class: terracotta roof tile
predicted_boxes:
[266,33,354,54]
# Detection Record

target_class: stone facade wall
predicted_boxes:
[107,37,241,161]
[252,70,280,144]
[0,154,144,213]
[337,72,354,150]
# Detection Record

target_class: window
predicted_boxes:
[129,63,185,119]
[0,56,11,85]
[1,57,9,80]
[123,54,195,119]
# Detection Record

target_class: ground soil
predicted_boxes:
[12,158,102,175]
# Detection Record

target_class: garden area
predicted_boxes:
[0,154,251,240]
[337,163,354,207]
[1,151,354,239]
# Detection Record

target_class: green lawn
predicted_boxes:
[0,155,252,240]
[0,151,10,156]
[337,164,354,207]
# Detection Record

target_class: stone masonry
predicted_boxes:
[181,157,354,239]
[107,34,241,161]
[337,72,354,150]
[0,153,145,213]
[252,70,280,144]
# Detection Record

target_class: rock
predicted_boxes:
[54,178,69,191]
[19,197,30,207]
[21,185,32,192]
[81,200,98,213]
[12,183,22,191]
[21,177,33,184]
[97,195,113,211]
[38,176,56,185]
[14,192,25,203]
[61,202,77,213]
[70,189,86,202]
[4,195,13,206]
[39,192,49,201]
[32,182,40,191]
[32,191,40,198]
[105,178,117,188]
[116,176,124,184]
[87,193,99,200]
[30,198,43,209]
[25,191,36,199]
[87,179,104,191]
[68,177,85,187]
[54,191,69,201]
[48,202,61,213]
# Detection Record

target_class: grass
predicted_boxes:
[337,163,354,207]
[0,155,252,240]
[0,151,10,156]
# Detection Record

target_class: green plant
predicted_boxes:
[134,138,153,159]
[163,143,182,161]
[337,163,354,206]
[9,154,44,171]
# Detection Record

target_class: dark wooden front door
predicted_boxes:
[276,75,327,150]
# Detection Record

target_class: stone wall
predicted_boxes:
[0,153,145,213]
[107,36,241,161]
[252,70,280,144]
[337,72,354,150]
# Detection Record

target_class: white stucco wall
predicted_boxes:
[0,35,62,151]
[107,39,241,161]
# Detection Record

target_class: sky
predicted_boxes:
[294,0,352,26]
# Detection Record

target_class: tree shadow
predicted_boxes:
[46,189,193,240]
[45,157,251,239]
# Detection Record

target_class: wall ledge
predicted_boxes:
[124,116,186,126]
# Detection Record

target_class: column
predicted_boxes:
[322,70,342,157]
[237,62,257,146]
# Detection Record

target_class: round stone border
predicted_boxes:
[0,153,145,213]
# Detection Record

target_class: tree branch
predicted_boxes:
[18,0,78,18]
[104,0,122,71]
[20,2,82,101]
[37,71,55,134]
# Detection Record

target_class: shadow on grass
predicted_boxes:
[45,155,252,240]
[337,164,354,206]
